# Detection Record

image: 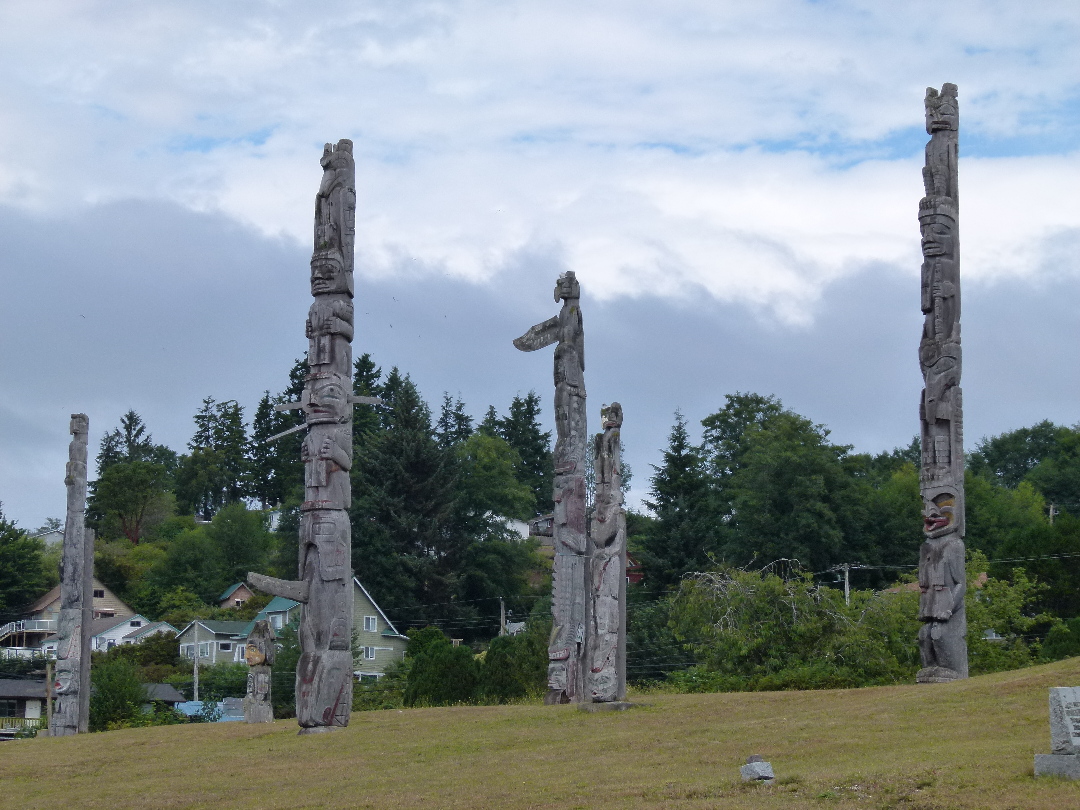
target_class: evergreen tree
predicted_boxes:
[435,392,474,449]
[175,397,249,518]
[491,392,553,513]
[639,411,716,590]
[0,507,46,614]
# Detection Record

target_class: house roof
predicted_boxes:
[122,621,177,641]
[143,683,186,703]
[354,578,408,639]
[25,577,133,617]
[258,596,301,616]
[177,619,253,639]
[219,583,247,601]
[0,679,47,699]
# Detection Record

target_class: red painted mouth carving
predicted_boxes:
[924,515,950,532]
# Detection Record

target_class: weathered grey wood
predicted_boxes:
[588,403,626,702]
[247,139,356,729]
[243,620,276,723]
[51,413,91,736]
[514,272,588,704]
[916,84,968,683]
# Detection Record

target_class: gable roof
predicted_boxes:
[0,679,47,699]
[176,619,253,639]
[122,621,177,641]
[25,577,132,617]
[354,578,408,639]
[258,596,301,616]
[143,683,186,703]
[218,583,248,601]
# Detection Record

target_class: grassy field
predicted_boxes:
[6,658,1080,810]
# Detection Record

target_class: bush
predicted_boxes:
[403,631,480,707]
[90,658,147,732]
[478,624,548,703]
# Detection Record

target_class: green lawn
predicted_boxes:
[7,658,1080,809]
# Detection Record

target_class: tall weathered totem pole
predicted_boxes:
[514,271,588,704]
[51,413,92,736]
[917,83,968,683]
[588,402,626,703]
[249,139,358,729]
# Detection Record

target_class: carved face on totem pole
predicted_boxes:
[925,84,959,133]
[302,373,350,423]
[601,402,623,430]
[554,271,580,302]
[310,249,353,297]
[920,212,955,261]
[923,487,958,539]
[53,660,76,695]
[70,414,88,436]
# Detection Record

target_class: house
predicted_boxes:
[0,680,47,734]
[175,620,252,664]
[29,527,64,547]
[142,683,186,712]
[39,616,177,657]
[353,578,409,679]
[253,596,302,632]
[2,578,135,659]
[218,582,255,610]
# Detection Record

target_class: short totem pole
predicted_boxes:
[588,403,626,702]
[51,414,92,736]
[514,272,588,704]
[250,139,377,730]
[243,619,275,723]
[917,83,968,683]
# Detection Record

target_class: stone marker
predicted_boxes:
[916,83,968,684]
[1035,687,1080,778]
[588,402,627,703]
[248,140,366,731]
[514,271,588,704]
[243,619,276,723]
[50,414,92,736]
[740,755,775,783]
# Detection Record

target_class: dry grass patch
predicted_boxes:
[6,659,1080,809]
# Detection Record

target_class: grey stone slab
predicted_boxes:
[1049,687,1080,754]
[1035,753,1080,779]
[740,761,775,781]
[576,701,638,713]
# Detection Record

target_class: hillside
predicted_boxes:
[6,658,1080,809]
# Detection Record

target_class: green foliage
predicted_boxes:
[1041,618,1080,661]
[455,433,535,522]
[89,658,147,732]
[478,621,548,703]
[206,503,271,584]
[0,507,46,613]
[175,397,249,519]
[484,392,554,513]
[197,662,249,700]
[89,461,173,544]
[271,622,300,718]
[403,631,480,707]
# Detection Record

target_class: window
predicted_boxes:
[106,640,115,650]
[129,620,141,628]
[199,642,210,658]
[363,647,376,660]
[236,645,246,660]
[219,642,232,652]
[181,644,194,658]
[271,614,283,630]
[93,589,105,598]
[0,700,16,718]
[364,616,377,632]
[234,599,244,607]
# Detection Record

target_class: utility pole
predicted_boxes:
[842,563,850,607]
[192,622,199,703]
[499,597,506,637]
[1050,503,1058,525]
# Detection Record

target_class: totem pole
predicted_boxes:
[917,83,968,683]
[514,272,588,704]
[51,414,92,736]
[243,619,275,723]
[249,139,374,730]
[588,403,626,702]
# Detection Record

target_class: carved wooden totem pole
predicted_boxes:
[249,139,359,729]
[588,402,627,702]
[514,271,588,704]
[51,414,92,736]
[243,619,276,723]
[917,83,968,683]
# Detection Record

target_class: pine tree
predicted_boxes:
[435,393,474,449]
[494,392,553,514]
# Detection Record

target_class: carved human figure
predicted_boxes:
[301,424,353,510]
[917,84,967,683]
[589,403,626,702]
[514,271,588,704]
[51,413,91,736]
[244,619,276,723]
[314,139,356,271]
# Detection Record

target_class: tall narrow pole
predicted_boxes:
[192,622,199,702]
[843,564,850,607]
[514,272,588,705]
[917,83,968,683]
[499,597,506,637]
[50,414,90,736]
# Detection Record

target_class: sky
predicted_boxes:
[3,1,1080,530]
